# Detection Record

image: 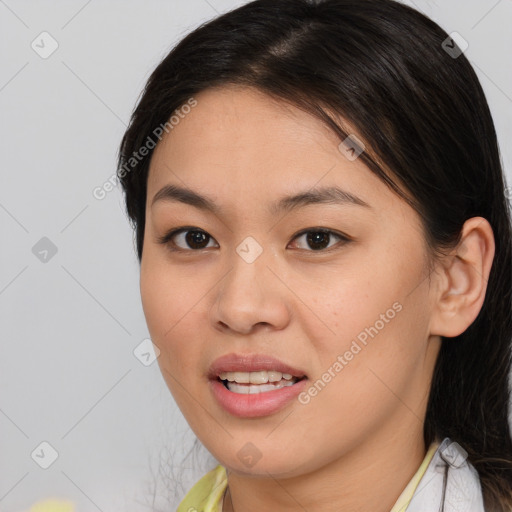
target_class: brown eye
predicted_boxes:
[157,228,218,251]
[157,226,350,253]
[183,230,210,249]
[290,229,350,252]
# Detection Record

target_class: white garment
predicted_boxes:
[406,437,485,512]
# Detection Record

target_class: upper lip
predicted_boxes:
[208,353,307,379]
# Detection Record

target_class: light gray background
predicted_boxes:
[1,1,511,511]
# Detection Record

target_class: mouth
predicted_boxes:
[209,367,309,418]
[217,371,307,394]
[208,352,308,395]
[207,353,309,416]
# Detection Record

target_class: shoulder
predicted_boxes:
[176,464,228,512]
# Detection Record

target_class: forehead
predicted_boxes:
[146,85,404,218]
[149,85,343,170]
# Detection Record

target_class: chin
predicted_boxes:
[220,453,309,479]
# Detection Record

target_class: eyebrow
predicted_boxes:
[150,183,371,215]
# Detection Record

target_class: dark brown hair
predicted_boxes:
[118,0,512,509]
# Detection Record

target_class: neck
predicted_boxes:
[222,420,427,512]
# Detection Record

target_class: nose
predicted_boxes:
[210,248,291,335]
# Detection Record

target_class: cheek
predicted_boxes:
[140,251,201,339]
[140,263,171,340]
[291,305,429,470]
[139,255,209,385]
[296,259,409,368]
[296,242,430,411]
[306,286,429,407]
[140,267,202,417]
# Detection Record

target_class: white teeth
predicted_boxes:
[226,379,296,394]
[217,370,302,394]
[218,370,297,384]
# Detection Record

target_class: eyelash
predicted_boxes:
[156,226,351,253]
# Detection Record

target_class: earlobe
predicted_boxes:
[429,217,495,338]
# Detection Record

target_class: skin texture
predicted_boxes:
[140,85,495,512]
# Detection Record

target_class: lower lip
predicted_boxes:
[209,378,308,418]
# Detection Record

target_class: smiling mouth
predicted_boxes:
[218,371,307,394]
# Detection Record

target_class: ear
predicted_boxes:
[429,217,495,338]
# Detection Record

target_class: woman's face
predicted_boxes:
[140,85,442,477]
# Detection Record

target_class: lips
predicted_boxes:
[208,353,307,380]
[208,353,309,417]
